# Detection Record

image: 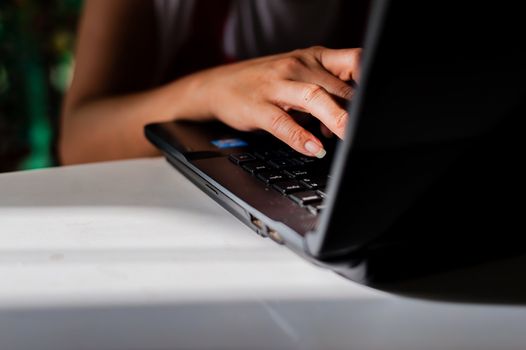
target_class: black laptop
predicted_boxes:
[145,0,526,303]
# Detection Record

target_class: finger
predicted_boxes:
[278,56,355,101]
[271,81,349,139]
[296,65,355,101]
[256,104,327,158]
[314,47,362,83]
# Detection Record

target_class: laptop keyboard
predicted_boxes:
[229,148,332,215]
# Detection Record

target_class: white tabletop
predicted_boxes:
[1,158,525,350]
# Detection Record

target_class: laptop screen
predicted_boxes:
[310,0,526,258]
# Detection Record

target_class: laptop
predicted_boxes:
[145,0,526,303]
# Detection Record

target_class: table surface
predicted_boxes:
[1,158,525,350]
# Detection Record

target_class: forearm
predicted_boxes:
[59,73,212,165]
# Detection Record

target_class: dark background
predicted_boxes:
[0,0,82,173]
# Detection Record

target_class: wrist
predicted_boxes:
[151,70,213,122]
[188,69,216,119]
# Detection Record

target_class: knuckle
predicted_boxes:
[338,48,363,81]
[290,48,303,56]
[353,48,363,59]
[335,110,350,131]
[352,48,363,66]
[307,45,325,55]
[269,113,290,133]
[310,45,325,51]
[303,84,325,104]
[338,84,353,99]
[275,56,302,74]
[288,127,306,147]
[268,113,306,147]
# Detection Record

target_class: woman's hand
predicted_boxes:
[198,46,362,158]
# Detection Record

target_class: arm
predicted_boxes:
[61,0,362,165]
[60,0,210,164]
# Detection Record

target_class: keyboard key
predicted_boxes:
[254,150,282,160]
[284,169,310,178]
[268,158,298,170]
[242,162,269,175]
[277,149,296,157]
[307,203,327,215]
[300,176,328,190]
[316,187,328,198]
[272,181,306,195]
[257,171,287,184]
[229,153,256,165]
[294,156,317,165]
[289,191,323,206]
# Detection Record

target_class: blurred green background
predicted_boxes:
[0,0,82,173]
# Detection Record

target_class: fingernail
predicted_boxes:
[305,140,326,159]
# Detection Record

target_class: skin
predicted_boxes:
[60,0,362,165]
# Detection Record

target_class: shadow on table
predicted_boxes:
[1,298,526,350]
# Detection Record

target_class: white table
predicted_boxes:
[0,158,525,350]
